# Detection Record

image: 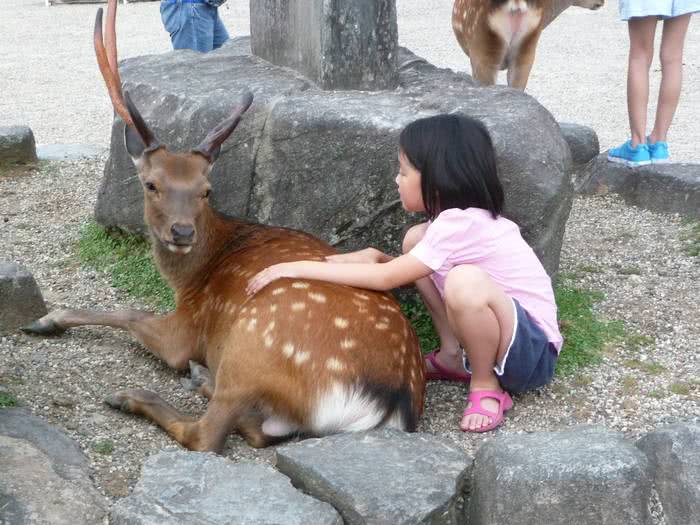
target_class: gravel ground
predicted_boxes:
[0,0,699,507]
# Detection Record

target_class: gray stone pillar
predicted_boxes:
[250,0,398,91]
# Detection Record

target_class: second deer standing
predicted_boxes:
[23,0,425,452]
[452,0,604,89]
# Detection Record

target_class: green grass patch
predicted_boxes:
[78,222,174,311]
[680,220,700,257]
[617,265,641,275]
[577,264,604,274]
[554,284,624,376]
[669,382,691,396]
[400,300,440,355]
[647,389,666,399]
[624,359,666,375]
[625,333,655,352]
[0,391,18,407]
[92,439,114,455]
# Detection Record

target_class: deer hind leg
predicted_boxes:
[106,389,240,452]
[507,31,541,90]
[23,309,196,370]
[180,360,214,400]
[469,36,506,86]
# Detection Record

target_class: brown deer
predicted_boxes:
[452,0,604,89]
[22,0,425,452]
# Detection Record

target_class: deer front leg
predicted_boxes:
[507,31,541,90]
[22,309,196,370]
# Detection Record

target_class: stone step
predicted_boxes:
[575,153,700,219]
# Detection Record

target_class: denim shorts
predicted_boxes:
[463,298,558,393]
[160,0,229,52]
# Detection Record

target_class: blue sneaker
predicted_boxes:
[607,140,651,167]
[647,139,670,164]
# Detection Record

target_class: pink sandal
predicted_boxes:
[461,390,513,433]
[424,349,472,383]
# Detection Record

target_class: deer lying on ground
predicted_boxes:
[23,0,425,452]
[452,0,604,89]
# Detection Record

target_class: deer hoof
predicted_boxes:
[20,317,66,336]
[181,360,211,391]
[105,392,131,412]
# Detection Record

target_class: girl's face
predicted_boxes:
[396,150,425,213]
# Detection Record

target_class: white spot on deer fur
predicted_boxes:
[308,292,326,303]
[270,305,278,313]
[353,293,370,301]
[326,358,345,372]
[294,351,311,365]
[282,343,295,358]
[247,318,257,332]
[264,335,275,348]
[292,282,309,289]
[291,302,306,312]
[241,307,248,314]
[263,321,276,335]
[310,383,402,434]
[334,317,349,329]
[340,338,357,350]
[251,308,257,314]
[401,343,407,353]
[272,288,286,296]
[375,322,389,330]
[390,333,400,342]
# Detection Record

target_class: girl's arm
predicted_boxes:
[325,247,394,264]
[246,254,432,296]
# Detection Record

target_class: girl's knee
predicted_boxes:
[402,223,429,254]
[444,265,490,309]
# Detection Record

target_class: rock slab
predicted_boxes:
[636,423,700,525]
[111,450,342,525]
[0,408,108,525]
[576,153,700,218]
[276,428,471,524]
[559,122,600,165]
[467,426,653,525]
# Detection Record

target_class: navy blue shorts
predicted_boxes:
[463,298,558,393]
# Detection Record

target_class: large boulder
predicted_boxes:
[0,126,37,168]
[97,38,573,275]
[0,262,47,334]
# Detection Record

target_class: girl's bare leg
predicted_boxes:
[648,14,692,144]
[402,224,463,373]
[627,17,658,146]
[443,265,515,431]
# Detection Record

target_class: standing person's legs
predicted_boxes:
[627,17,658,147]
[163,2,217,52]
[212,8,230,49]
[648,14,692,144]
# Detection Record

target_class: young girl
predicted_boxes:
[246,114,563,433]
[607,6,696,166]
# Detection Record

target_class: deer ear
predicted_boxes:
[125,124,147,161]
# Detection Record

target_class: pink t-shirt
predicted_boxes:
[409,208,563,352]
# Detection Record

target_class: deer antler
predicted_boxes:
[193,91,254,162]
[94,0,158,150]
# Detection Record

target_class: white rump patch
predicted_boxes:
[262,416,299,437]
[310,383,400,434]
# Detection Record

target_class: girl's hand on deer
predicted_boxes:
[247,263,294,296]
[326,247,385,264]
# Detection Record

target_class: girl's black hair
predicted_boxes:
[399,114,504,219]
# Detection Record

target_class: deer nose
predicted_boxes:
[171,223,195,244]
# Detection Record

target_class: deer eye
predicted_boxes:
[144,182,157,193]
[202,188,211,199]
